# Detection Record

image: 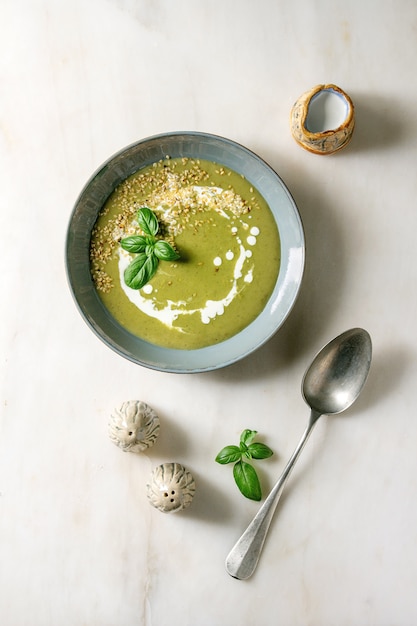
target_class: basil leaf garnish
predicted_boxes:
[240,429,257,446]
[120,235,148,253]
[215,429,273,500]
[247,443,274,460]
[124,253,158,290]
[215,445,242,465]
[120,207,180,290]
[154,240,180,261]
[233,460,262,501]
[137,207,159,237]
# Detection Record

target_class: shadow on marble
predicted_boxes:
[347,342,414,415]
[144,410,189,459]
[184,470,234,524]
[139,414,235,524]
[349,93,413,153]
[253,461,278,499]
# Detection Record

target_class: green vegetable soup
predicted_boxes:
[90,157,280,349]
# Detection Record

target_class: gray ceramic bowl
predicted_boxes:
[65,132,304,373]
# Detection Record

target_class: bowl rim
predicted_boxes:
[65,131,305,373]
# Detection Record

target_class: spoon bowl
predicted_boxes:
[303,327,372,415]
[225,328,372,579]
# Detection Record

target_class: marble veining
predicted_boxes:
[2,1,417,625]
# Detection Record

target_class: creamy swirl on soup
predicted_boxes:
[90,157,280,350]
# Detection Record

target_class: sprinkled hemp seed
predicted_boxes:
[90,157,258,294]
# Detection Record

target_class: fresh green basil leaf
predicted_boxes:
[240,429,257,447]
[240,441,249,455]
[215,445,242,465]
[124,253,147,288]
[137,207,159,237]
[243,448,253,460]
[124,252,159,290]
[120,235,148,253]
[145,243,155,257]
[154,240,180,261]
[233,460,262,501]
[248,443,273,460]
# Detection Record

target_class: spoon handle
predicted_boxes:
[225,411,320,580]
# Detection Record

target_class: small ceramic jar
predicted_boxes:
[147,462,196,513]
[109,400,160,453]
[290,84,355,154]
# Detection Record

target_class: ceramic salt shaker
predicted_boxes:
[109,400,160,453]
[147,462,196,513]
[290,84,355,154]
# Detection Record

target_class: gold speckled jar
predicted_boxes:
[290,84,355,155]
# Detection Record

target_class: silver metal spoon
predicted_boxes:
[225,327,372,580]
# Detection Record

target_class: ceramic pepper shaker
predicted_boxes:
[147,462,196,513]
[109,400,160,453]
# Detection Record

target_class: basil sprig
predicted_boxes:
[215,429,273,501]
[120,207,180,290]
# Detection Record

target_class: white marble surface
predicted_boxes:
[2,1,417,624]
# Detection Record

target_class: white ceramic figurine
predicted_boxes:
[147,462,196,513]
[109,400,160,453]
